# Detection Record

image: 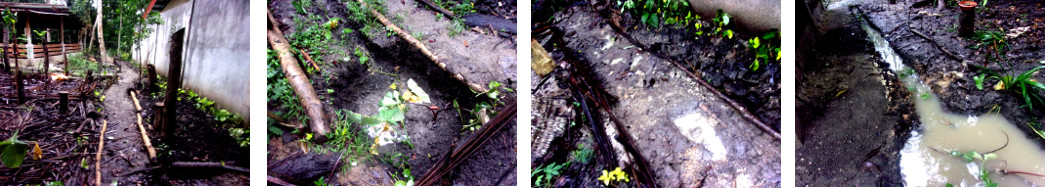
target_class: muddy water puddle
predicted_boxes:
[857,10,1045,186]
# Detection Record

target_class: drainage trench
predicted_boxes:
[855,9,1045,187]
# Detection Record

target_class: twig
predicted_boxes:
[985,130,1009,154]
[298,48,322,72]
[414,0,456,18]
[909,28,965,61]
[417,102,516,186]
[94,120,107,186]
[268,175,296,186]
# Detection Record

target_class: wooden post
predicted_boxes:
[24,18,31,63]
[153,102,163,130]
[59,91,69,114]
[14,69,22,103]
[162,29,185,139]
[146,64,157,92]
[62,18,67,75]
[43,29,49,75]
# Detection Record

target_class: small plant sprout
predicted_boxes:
[0,131,29,168]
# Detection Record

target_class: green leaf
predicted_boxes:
[975,74,986,90]
[0,139,27,168]
[378,107,405,123]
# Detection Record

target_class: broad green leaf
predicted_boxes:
[1,140,27,168]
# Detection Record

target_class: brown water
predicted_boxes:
[857,12,1045,186]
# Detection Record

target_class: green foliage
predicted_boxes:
[970,30,1008,61]
[977,65,1045,110]
[44,181,64,186]
[532,162,568,187]
[292,0,313,14]
[354,46,369,65]
[748,31,780,71]
[385,152,415,186]
[618,0,694,27]
[289,15,335,65]
[569,143,593,164]
[974,73,987,90]
[0,131,28,168]
[948,150,1000,187]
[0,8,17,27]
[313,176,328,186]
[345,0,386,37]
[268,50,308,124]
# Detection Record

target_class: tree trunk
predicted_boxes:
[267,30,330,137]
[94,0,109,65]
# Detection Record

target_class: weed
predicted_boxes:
[313,176,328,186]
[748,30,780,71]
[618,0,694,27]
[976,65,1045,109]
[946,150,1000,187]
[569,143,593,164]
[970,30,1008,61]
[268,49,308,124]
[532,162,568,187]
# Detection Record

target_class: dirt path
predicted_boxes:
[97,61,150,185]
[538,6,780,187]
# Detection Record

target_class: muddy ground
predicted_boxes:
[267,0,517,185]
[797,0,1045,186]
[532,3,780,188]
[0,59,247,186]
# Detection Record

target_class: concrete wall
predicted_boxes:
[133,0,250,121]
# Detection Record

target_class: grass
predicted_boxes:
[975,65,1045,110]
[65,53,100,76]
[267,49,308,125]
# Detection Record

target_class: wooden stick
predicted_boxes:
[909,28,966,61]
[95,120,107,186]
[136,114,157,159]
[414,0,456,17]
[298,48,322,72]
[354,0,487,93]
[129,90,142,112]
[267,29,330,136]
[268,175,296,186]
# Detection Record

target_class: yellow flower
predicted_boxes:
[598,170,612,185]
[610,167,630,182]
[389,82,397,90]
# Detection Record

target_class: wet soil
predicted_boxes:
[267,0,516,185]
[857,0,1045,143]
[103,61,248,186]
[795,20,916,186]
[797,0,1045,186]
[0,60,247,186]
[532,5,780,187]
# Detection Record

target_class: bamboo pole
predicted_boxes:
[136,114,156,159]
[267,29,329,136]
[129,90,142,112]
[95,120,107,186]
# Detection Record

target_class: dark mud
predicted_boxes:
[795,21,916,186]
[858,0,1045,144]
[532,4,780,188]
[797,0,1045,186]
[268,0,516,185]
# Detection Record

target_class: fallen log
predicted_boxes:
[267,28,330,137]
[95,120,107,186]
[353,0,487,93]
